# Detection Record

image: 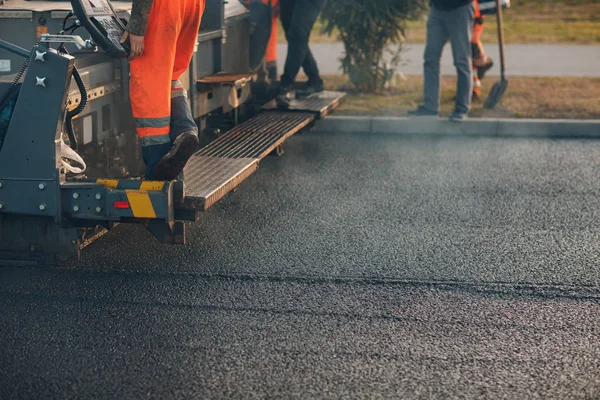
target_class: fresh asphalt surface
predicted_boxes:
[1,129,600,398]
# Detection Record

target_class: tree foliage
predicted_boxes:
[320,0,428,92]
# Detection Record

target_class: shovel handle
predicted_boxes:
[495,0,506,81]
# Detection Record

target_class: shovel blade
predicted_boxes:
[484,79,509,109]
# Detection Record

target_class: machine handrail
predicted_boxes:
[0,39,30,59]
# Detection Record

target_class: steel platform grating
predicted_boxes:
[197,112,314,159]
[182,157,258,211]
[183,111,315,211]
[262,90,346,119]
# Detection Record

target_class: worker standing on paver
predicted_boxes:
[120,0,206,181]
[471,0,494,100]
[409,0,475,121]
[276,0,327,108]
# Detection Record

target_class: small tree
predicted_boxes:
[320,0,427,92]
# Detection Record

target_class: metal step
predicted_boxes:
[196,72,253,91]
[182,111,314,212]
[262,90,346,119]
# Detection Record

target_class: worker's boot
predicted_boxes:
[296,78,324,99]
[408,105,438,117]
[276,84,293,109]
[267,65,278,82]
[151,131,199,181]
[476,56,494,80]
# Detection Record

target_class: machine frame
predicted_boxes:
[0,0,345,265]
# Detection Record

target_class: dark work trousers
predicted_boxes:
[423,2,475,115]
[279,0,326,87]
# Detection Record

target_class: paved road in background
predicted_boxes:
[2,130,600,398]
[278,43,600,77]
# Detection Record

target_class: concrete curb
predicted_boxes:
[315,116,600,138]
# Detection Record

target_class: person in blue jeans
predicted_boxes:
[276,0,327,108]
[409,0,475,121]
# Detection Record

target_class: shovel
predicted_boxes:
[484,0,508,109]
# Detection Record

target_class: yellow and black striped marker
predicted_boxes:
[95,179,166,192]
[62,178,171,220]
[98,179,169,220]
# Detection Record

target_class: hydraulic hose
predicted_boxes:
[62,11,74,32]
[65,67,87,150]
[0,56,29,108]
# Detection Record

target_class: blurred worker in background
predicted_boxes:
[121,0,206,181]
[276,0,327,108]
[265,0,279,81]
[408,0,475,121]
[471,0,494,100]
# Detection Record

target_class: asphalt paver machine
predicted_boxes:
[0,0,345,264]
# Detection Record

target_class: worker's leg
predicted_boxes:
[266,4,279,81]
[149,0,205,181]
[298,0,324,84]
[471,17,485,64]
[472,0,483,64]
[129,0,178,179]
[300,49,320,82]
[279,0,293,43]
[471,12,484,100]
[279,0,321,83]
[448,1,474,117]
[473,21,494,80]
[275,0,294,107]
[422,6,450,113]
[279,0,325,87]
[471,2,493,80]
[279,0,319,83]
[169,80,196,142]
[170,0,204,142]
[472,75,481,100]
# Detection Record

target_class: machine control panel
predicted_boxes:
[70,0,129,58]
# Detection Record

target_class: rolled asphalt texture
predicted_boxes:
[1,128,600,398]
